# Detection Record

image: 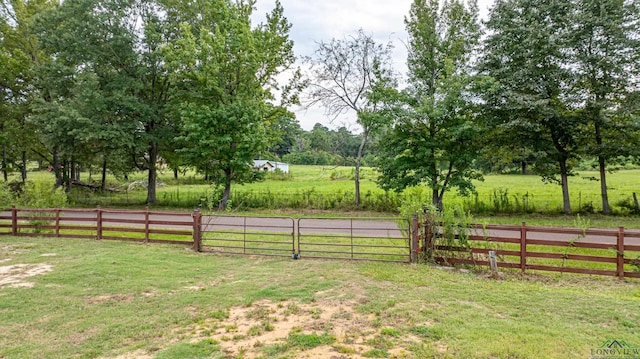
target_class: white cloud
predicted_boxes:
[253,0,495,131]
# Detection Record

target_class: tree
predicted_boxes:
[307,123,333,153]
[305,29,395,206]
[35,0,177,201]
[481,0,580,214]
[267,109,301,159]
[0,0,54,183]
[570,0,640,214]
[166,0,299,209]
[376,0,483,210]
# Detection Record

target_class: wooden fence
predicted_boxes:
[425,222,640,279]
[2,207,639,279]
[0,206,200,249]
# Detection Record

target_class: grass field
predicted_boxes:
[1,236,639,359]
[5,166,640,220]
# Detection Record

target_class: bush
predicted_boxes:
[19,180,68,208]
[616,196,640,215]
[397,186,474,263]
[1,180,68,209]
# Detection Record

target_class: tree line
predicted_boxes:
[304,0,640,214]
[1,0,303,208]
[1,0,639,212]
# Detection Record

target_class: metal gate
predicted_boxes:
[297,217,411,263]
[199,215,412,263]
[200,215,295,257]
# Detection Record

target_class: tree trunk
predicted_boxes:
[53,147,63,188]
[219,169,232,210]
[1,143,7,182]
[559,157,572,214]
[593,121,611,214]
[63,159,71,192]
[173,168,178,180]
[70,158,76,185]
[598,155,611,214]
[146,141,158,204]
[21,150,27,183]
[354,128,369,207]
[432,188,443,211]
[101,158,108,191]
[521,161,527,175]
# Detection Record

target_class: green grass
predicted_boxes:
[7,166,640,219]
[1,236,639,358]
[286,330,335,349]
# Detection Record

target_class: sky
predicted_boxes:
[252,0,496,131]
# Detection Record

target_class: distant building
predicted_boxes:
[253,160,289,173]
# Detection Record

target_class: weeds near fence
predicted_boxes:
[463,189,535,214]
[559,215,590,270]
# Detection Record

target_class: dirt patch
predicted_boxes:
[98,349,154,359]
[85,294,135,305]
[179,298,419,359]
[0,263,53,288]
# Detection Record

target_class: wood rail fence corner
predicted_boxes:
[422,221,640,280]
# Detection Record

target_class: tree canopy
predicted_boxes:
[375,0,483,210]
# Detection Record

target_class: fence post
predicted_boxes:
[55,206,60,238]
[520,222,527,274]
[411,214,419,263]
[617,227,625,280]
[424,217,434,261]
[351,218,354,260]
[144,206,150,243]
[11,205,17,236]
[290,217,296,256]
[192,209,201,252]
[96,206,102,240]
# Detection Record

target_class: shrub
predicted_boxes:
[397,186,474,263]
[0,182,16,208]
[616,196,640,215]
[18,180,68,208]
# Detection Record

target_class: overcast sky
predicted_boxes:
[252,0,496,131]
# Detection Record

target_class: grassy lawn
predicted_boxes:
[1,236,639,358]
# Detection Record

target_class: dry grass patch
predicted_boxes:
[177,298,418,358]
[0,263,53,288]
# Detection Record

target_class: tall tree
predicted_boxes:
[166,0,299,209]
[304,29,395,206]
[376,0,483,210]
[0,0,54,183]
[481,0,579,214]
[570,0,640,214]
[35,0,176,201]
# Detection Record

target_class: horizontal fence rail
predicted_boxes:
[425,222,640,279]
[298,217,411,263]
[0,206,197,247]
[3,207,639,278]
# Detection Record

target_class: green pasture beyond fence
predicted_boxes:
[1,207,639,279]
[68,187,640,215]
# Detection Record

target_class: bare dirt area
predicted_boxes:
[0,263,53,288]
[176,298,420,359]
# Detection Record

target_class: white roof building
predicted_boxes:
[253,160,289,173]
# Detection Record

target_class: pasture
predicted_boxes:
[5,166,640,220]
[1,236,639,359]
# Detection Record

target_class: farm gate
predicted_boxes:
[199,215,414,263]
